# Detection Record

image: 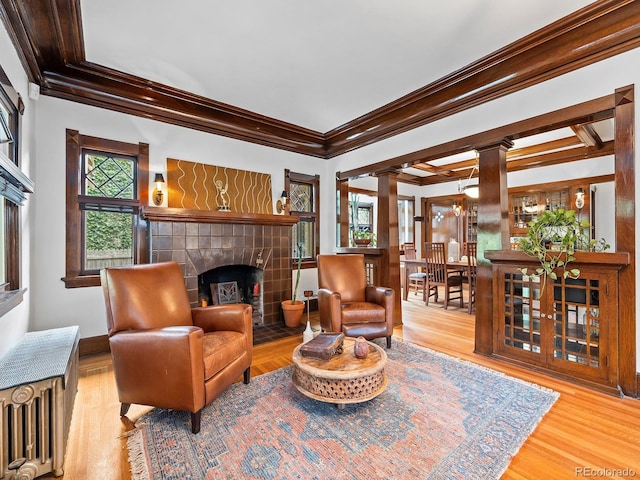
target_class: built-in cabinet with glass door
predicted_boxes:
[465,199,478,243]
[509,186,587,238]
[487,251,629,395]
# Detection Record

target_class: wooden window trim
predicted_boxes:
[285,169,320,268]
[0,66,28,316]
[62,130,149,288]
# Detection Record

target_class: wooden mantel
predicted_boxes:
[141,206,299,226]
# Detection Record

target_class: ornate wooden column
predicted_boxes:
[474,139,513,354]
[377,169,402,325]
[614,85,636,397]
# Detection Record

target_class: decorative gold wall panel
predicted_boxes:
[167,158,273,213]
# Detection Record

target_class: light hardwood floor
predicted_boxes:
[54,295,640,480]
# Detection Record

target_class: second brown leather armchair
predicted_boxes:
[101,261,253,434]
[317,254,394,348]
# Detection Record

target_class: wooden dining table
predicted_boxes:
[400,258,472,301]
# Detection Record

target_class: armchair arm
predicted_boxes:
[365,285,395,331]
[192,304,253,354]
[192,304,252,334]
[317,288,343,333]
[109,326,205,413]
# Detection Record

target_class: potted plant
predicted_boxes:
[352,230,376,247]
[282,243,305,327]
[518,208,608,287]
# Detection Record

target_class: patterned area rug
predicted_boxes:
[127,340,559,479]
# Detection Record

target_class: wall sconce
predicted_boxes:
[152,173,165,206]
[276,190,288,214]
[452,202,462,217]
[575,187,585,210]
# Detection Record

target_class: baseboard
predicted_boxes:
[79,335,110,357]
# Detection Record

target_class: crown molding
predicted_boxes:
[1,0,638,160]
[324,0,640,157]
[42,62,328,157]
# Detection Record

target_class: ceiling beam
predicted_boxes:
[416,141,614,186]
[339,94,615,181]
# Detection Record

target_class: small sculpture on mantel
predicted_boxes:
[215,180,231,211]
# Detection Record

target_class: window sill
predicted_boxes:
[0,289,25,318]
[61,275,101,288]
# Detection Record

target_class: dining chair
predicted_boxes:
[466,242,477,314]
[403,242,426,299]
[424,242,464,309]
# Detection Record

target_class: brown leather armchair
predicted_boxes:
[317,254,394,348]
[100,261,252,434]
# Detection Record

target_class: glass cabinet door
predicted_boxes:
[495,265,616,387]
[549,273,615,383]
[498,271,544,361]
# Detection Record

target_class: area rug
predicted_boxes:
[127,340,559,479]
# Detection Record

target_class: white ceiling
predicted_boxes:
[81,0,594,132]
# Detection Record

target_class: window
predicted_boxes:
[398,198,415,245]
[346,189,415,246]
[286,170,319,266]
[64,130,149,287]
[0,65,33,316]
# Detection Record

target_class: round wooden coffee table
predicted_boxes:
[291,337,387,409]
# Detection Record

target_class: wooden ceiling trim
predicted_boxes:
[324,0,640,158]
[415,142,614,187]
[507,137,583,159]
[42,63,328,157]
[339,94,615,181]
[505,141,614,171]
[0,0,328,156]
[0,0,637,160]
[571,124,604,148]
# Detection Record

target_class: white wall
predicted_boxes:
[0,21,36,357]
[31,97,324,338]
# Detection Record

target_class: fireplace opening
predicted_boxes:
[198,265,264,326]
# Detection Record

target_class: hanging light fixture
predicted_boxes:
[459,156,479,199]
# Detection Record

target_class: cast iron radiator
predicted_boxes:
[0,327,79,479]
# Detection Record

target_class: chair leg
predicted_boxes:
[243,367,251,384]
[120,403,131,417]
[191,410,201,434]
[386,336,391,349]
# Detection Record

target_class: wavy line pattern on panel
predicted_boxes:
[175,161,187,208]
[167,158,273,213]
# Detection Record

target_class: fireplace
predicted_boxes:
[146,209,297,327]
[199,265,264,325]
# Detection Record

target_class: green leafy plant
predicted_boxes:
[291,243,303,304]
[353,230,376,245]
[518,208,608,288]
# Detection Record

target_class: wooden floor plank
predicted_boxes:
[53,295,639,479]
